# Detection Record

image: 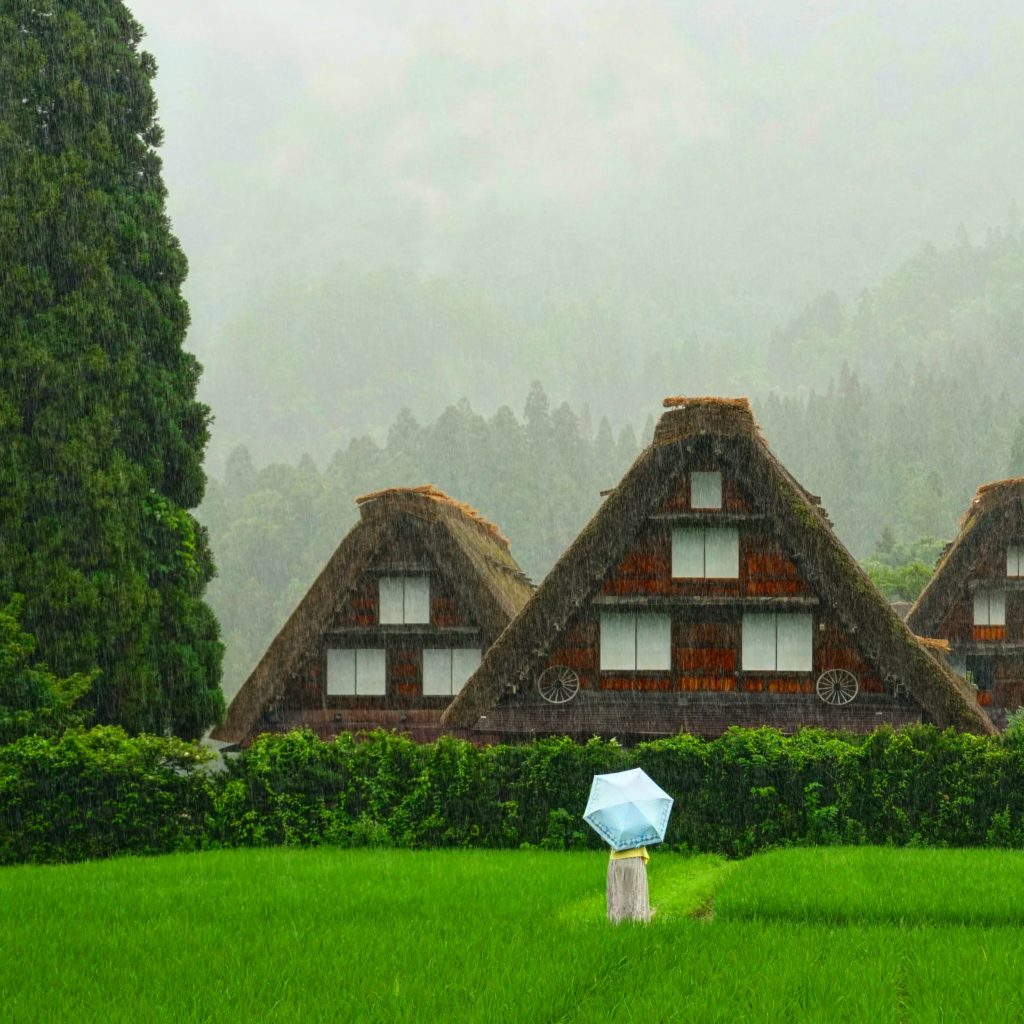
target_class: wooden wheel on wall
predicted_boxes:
[537,665,581,704]
[816,669,859,706]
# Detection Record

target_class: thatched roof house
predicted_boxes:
[906,478,1024,725]
[443,398,994,738]
[213,486,534,746]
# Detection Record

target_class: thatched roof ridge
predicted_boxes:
[443,399,994,735]
[212,487,533,745]
[356,484,511,551]
[662,395,752,410]
[966,478,1024,518]
[907,478,1024,638]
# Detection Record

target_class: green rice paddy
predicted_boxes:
[3,846,1024,1022]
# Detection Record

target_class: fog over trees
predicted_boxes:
[118,1,1024,696]
[131,1,1023,464]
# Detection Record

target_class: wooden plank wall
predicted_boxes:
[536,467,891,730]
[542,612,884,699]
[277,521,481,723]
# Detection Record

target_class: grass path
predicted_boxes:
[3,847,1024,1022]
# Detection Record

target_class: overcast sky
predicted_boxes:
[127,1,1024,466]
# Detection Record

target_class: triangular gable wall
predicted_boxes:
[444,400,994,737]
[214,487,533,745]
[907,480,1024,723]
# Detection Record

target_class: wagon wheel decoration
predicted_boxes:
[536,665,581,704]
[816,669,859,706]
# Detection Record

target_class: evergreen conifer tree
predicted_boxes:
[0,1,223,736]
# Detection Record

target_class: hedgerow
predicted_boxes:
[3,725,1024,864]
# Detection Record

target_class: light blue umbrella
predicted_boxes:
[583,768,674,852]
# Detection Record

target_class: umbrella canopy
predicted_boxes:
[583,768,674,852]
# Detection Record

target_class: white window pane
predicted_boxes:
[326,649,356,695]
[404,576,430,624]
[974,590,991,626]
[1009,546,1023,578]
[742,614,777,671]
[601,613,636,670]
[672,528,705,578]
[422,649,452,696]
[691,471,722,509]
[989,588,1006,627]
[704,527,739,579]
[378,577,404,624]
[356,649,387,695]
[451,649,482,693]
[636,614,671,671]
[776,614,813,672]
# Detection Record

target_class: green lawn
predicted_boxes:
[2,847,1024,1022]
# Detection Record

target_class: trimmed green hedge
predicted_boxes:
[0,727,215,864]
[3,725,1024,865]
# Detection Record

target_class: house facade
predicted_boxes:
[443,398,994,740]
[212,486,534,746]
[906,479,1024,726]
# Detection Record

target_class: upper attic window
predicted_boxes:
[379,576,430,624]
[691,471,722,509]
[672,527,739,578]
[1008,545,1024,578]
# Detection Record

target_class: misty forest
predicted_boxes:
[5,3,1024,1022]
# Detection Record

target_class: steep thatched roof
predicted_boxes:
[442,398,994,735]
[907,478,1024,638]
[212,487,534,744]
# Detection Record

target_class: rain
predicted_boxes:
[3,2,1024,1021]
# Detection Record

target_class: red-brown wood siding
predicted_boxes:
[601,523,809,599]
[271,521,485,734]
[534,467,892,731]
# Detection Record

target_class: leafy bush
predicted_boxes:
[207,726,1024,859]
[0,595,95,744]
[0,727,215,864]
[5,725,1024,865]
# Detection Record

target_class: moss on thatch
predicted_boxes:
[443,398,995,736]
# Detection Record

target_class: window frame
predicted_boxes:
[600,612,671,672]
[973,586,1006,627]
[378,575,431,625]
[671,526,739,579]
[326,648,387,696]
[741,612,813,673]
[690,471,723,510]
[1008,545,1024,578]
[422,647,482,696]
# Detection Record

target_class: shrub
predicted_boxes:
[4,724,1024,866]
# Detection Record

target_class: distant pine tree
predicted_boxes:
[0,1,223,736]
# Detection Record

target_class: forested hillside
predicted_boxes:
[202,226,1024,700]
[133,2,1024,472]
[200,387,644,695]
[760,223,1024,553]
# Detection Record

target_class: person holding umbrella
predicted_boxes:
[583,768,674,924]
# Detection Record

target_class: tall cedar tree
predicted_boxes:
[0,1,223,736]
